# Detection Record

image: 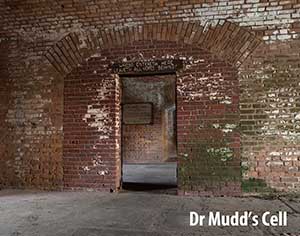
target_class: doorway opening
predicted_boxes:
[120,74,177,193]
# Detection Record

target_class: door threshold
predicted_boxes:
[121,182,177,195]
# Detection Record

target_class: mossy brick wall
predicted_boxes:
[62,41,239,193]
[0,0,299,194]
[240,40,300,191]
[177,58,240,196]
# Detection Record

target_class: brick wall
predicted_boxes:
[61,41,239,194]
[0,0,299,194]
[176,53,240,196]
[240,40,300,191]
[0,39,12,186]
[0,37,63,189]
[64,60,121,191]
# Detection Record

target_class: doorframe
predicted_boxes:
[118,72,178,190]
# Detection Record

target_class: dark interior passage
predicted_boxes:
[121,75,177,187]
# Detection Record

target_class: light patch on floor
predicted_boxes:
[122,163,177,185]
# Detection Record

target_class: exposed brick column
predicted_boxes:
[0,39,12,187]
[176,55,240,196]
[240,40,300,192]
[63,57,121,191]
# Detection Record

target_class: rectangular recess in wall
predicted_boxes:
[122,103,153,125]
[112,59,183,76]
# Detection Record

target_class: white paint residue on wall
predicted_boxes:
[193,0,300,43]
[81,78,116,176]
[82,81,113,140]
[177,72,233,104]
[81,155,110,176]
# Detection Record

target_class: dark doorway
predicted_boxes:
[120,74,177,192]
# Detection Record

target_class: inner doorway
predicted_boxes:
[121,74,177,191]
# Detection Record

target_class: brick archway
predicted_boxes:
[47,21,262,195]
[45,20,261,77]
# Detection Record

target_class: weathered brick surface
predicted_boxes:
[240,40,300,191]
[44,21,260,75]
[0,0,299,194]
[0,39,12,186]
[0,42,63,189]
[62,41,240,194]
[64,61,121,191]
[177,53,240,196]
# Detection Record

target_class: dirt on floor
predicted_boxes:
[0,189,299,236]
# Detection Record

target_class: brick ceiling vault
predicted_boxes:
[45,20,262,77]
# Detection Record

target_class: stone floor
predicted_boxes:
[0,189,300,236]
[122,163,177,185]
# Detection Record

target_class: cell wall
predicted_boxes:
[0,0,299,193]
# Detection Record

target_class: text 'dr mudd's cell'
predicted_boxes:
[190,211,288,227]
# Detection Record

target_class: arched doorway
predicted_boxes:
[45,21,261,196]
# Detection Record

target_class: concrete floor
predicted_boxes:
[0,190,300,236]
[122,163,177,185]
